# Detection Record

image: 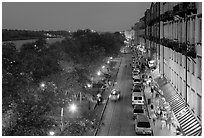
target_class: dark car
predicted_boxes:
[132,85,143,93]
[132,105,145,119]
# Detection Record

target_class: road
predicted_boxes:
[96,53,136,136]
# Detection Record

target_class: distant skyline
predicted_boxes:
[2,2,151,32]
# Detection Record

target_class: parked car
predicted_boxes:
[131,92,144,106]
[109,89,120,101]
[133,78,142,85]
[132,85,143,93]
[148,60,156,69]
[132,104,145,119]
[135,114,153,135]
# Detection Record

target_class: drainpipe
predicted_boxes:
[158,3,160,70]
[185,13,188,106]
[163,21,164,78]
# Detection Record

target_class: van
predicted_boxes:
[135,114,153,135]
[131,92,144,106]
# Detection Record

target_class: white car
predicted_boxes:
[135,114,153,135]
[148,60,156,69]
[109,89,120,101]
[132,92,144,106]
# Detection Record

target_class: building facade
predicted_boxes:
[134,2,202,135]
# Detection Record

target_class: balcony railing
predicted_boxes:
[186,44,196,58]
[186,2,197,15]
[173,2,197,17]
[160,10,174,22]
[142,35,197,58]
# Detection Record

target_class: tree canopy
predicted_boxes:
[2,29,125,136]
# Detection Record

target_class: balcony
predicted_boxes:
[195,43,202,57]
[148,16,160,26]
[160,10,174,22]
[180,43,196,58]
[186,2,197,15]
[187,44,196,58]
[173,2,197,17]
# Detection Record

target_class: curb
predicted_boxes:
[93,57,122,136]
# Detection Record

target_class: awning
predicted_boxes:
[154,77,202,136]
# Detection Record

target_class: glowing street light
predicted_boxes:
[61,103,78,131]
[87,83,91,88]
[69,103,77,113]
[110,57,113,60]
[40,82,46,90]
[97,71,101,76]
[49,131,55,136]
[107,60,110,64]
[102,65,105,69]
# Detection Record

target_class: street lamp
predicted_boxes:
[97,71,101,76]
[49,131,55,136]
[110,57,113,60]
[40,82,46,91]
[87,83,91,88]
[102,65,105,69]
[61,103,77,132]
[69,103,77,113]
[107,60,110,64]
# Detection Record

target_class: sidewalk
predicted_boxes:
[144,83,177,136]
[150,68,202,136]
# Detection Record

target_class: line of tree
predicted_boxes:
[2,29,71,41]
[2,29,125,135]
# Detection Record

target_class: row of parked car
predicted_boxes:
[131,51,153,136]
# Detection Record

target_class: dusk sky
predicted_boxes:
[2,2,151,32]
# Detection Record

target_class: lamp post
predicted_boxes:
[60,102,77,132]
[60,101,64,132]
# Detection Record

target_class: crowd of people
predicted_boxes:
[146,71,183,135]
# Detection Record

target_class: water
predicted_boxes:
[3,37,65,51]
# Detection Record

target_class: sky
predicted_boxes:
[2,2,151,32]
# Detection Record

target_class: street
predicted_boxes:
[97,53,135,136]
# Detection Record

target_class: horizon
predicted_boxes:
[2,2,151,32]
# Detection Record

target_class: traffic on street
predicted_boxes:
[95,44,181,136]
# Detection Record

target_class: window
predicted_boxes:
[197,57,202,79]
[191,89,195,113]
[192,18,195,44]
[187,59,190,72]
[198,18,202,44]
[172,50,174,60]
[197,94,202,120]
[180,77,182,96]
[192,60,195,75]
[183,56,186,68]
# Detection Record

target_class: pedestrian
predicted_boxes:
[150,104,154,110]
[157,109,161,119]
[161,119,166,129]
[166,116,172,129]
[152,113,156,125]
[160,110,163,119]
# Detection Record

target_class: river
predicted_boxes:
[3,37,65,51]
